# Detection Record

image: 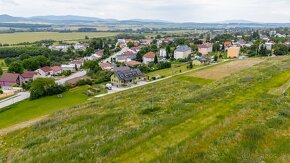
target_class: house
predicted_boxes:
[0,73,24,87]
[116,50,137,62]
[224,42,232,50]
[48,44,70,52]
[124,60,142,67]
[198,43,213,56]
[227,47,240,58]
[61,64,76,72]
[265,42,273,51]
[174,45,192,59]
[36,66,53,78]
[159,49,167,58]
[193,57,210,66]
[21,71,37,83]
[116,39,127,48]
[99,62,113,71]
[71,59,84,70]
[51,66,62,75]
[143,52,156,64]
[74,43,88,51]
[111,67,144,87]
[85,50,103,61]
[140,39,153,45]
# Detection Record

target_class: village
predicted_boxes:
[0,29,289,107]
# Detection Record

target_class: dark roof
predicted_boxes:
[113,66,131,72]
[175,45,191,52]
[196,57,210,62]
[0,73,20,82]
[114,68,144,81]
[21,71,36,78]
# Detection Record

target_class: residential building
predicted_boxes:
[159,49,167,58]
[61,64,76,72]
[74,43,89,51]
[99,62,113,71]
[71,59,84,70]
[0,73,24,87]
[143,52,156,64]
[48,44,70,52]
[193,57,210,66]
[265,42,273,51]
[21,71,37,83]
[174,45,192,59]
[224,42,232,50]
[116,39,127,48]
[111,67,144,87]
[51,66,62,75]
[124,60,142,67]
[227,47,240,58]
[198,44,213,56]
[116,49,137,62]
[36,66,53,78]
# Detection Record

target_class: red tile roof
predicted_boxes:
[40,66,52,73]
[125,60,142,66]
[122,50,136,55]
[21,71,36,78]
[224,42,232,46]
[143,52,156,59]
[0,73,20,82]
[51,66,62,72]
[99,63,112,70]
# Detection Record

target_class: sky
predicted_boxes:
[0,0,290,23]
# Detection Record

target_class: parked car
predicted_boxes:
[106,83,112,90]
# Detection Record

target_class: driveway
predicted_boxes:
[56,70,87,85]
[0,92,30,109]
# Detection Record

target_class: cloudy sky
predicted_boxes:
[0,0,290,23]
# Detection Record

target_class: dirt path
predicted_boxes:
[0,115,48,136]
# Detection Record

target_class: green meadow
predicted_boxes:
[0,85,107,129]
[0,56,289,162]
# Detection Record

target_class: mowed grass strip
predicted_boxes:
[189,58,264,80]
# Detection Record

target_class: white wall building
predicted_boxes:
[174,45,192,59]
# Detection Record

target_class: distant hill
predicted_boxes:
[0,14,28,22]
[218,20,259,24]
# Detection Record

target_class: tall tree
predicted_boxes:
[154,55,158,64]
[8,62,24,74]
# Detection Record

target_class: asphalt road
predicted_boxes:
[56,70,87,85]
[0,92,31,109]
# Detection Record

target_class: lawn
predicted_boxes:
[147,63,190,78]
[0,56,289,162]
[0,85,106,129]
[0,32,120,44]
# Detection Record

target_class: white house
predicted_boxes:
[159,49,167,58]
[174,45,192,59]
[265,42,273,51]
[143,52,156,64]
[74,43,89,51]
[35,66,53,78]
[61,64,76,72]
[48,45,70,52]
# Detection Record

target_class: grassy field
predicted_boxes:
[0,85,107,129]
[0,32,120,44]
[0,56,289,162]
[147,63,190,78]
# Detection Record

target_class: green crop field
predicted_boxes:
[0,56,289,162]
[0,32,120,44]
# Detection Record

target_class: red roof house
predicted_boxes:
[0,73,24,87]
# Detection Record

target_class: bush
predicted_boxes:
[62,70,72,76]
[30,78,68,100]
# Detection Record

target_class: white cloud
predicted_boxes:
[0,0,289,22]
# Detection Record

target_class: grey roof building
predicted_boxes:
[175,45,191,52]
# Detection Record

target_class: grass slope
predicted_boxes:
[0,86,94,129]
[0,56,289,162]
